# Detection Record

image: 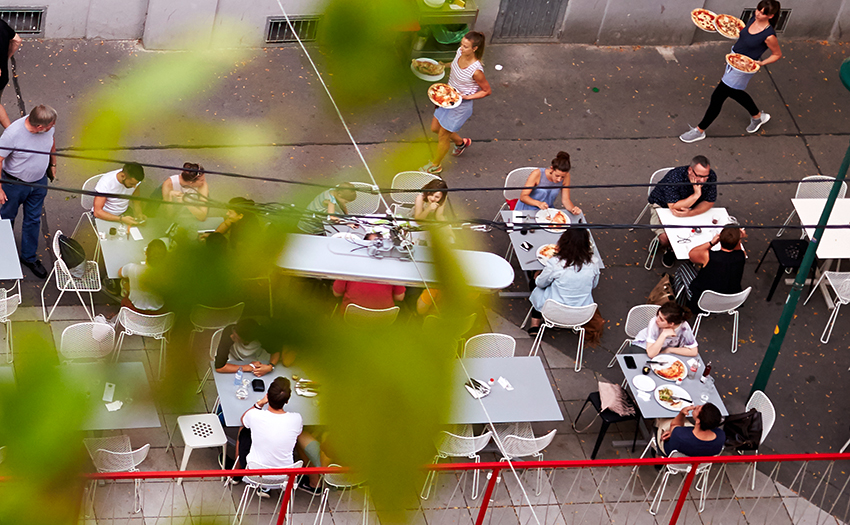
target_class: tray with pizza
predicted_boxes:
[715,14,745,39]
[428,83,462,108]
[536,244,557,264]
[725,53,760,73]
[650,354,688,382]
[691,8,717,32]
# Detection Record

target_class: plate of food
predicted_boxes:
[691,8,717,32]
[725,53,760,73]
[650,354,688,382]
[294,379,319,398]
[535,209,571,232]
[411,58,446,81]
[715,14,745,39]
[428,83,462,108]
[654,384,692,411]
[536,243,557,264]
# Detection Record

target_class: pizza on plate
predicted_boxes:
[538,244,557,258]
[428,83,461,108]
[549,211,567,224]
[726,53,760,73]
[655,360,686,380]
[715,14,745,39]
[691,8,717,32]
[412,59,444,76]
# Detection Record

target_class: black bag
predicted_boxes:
[723,408,763,451]
[58,234,87,277]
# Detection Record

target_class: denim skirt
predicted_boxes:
[434,99,474,133]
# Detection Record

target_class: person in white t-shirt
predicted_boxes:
[92,162,146,225]
[117,239,167,314]
[633,301,699,358]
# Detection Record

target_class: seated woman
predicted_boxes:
[214,318,279,376]
[414,179,455,242]
[527,229,602,342]
[118,239,168,314]
[297,182,358,235]
[514,151,581,215]
[633,301,699,358]
[162,162,209,220]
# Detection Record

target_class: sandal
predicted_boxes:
[527,325,541,336]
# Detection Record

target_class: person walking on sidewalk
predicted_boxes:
[0,19,22,129]
[420,31,491,175]
[0,104,57,279]
[680,0,782,143]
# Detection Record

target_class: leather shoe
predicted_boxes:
[21,258,48,279]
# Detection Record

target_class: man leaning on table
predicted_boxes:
[647,155,718,268]
[92,162,146,225]
[657,402,725,457]
[215,319,279,377]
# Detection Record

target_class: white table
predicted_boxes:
[656,207,731,260]
[500,210,604,272]
[792,198,850,308]
[0,220,23,280]
[276,234,515,290]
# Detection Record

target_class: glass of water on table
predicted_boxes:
[699,376,715,403]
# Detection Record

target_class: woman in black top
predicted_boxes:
[680,0,782,143]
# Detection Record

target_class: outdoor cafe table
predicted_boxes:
[95,216,223,279]
[793,198,850,308]
[500,210,604,272]
[0,219,23,280]
[276,234,515,290]
[655,207,732,260]
[215,356,562,427]
[60,361,160,431]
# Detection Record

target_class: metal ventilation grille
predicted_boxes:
[0,8,44,35]
[266,16,321,44]
[740,8,791,32]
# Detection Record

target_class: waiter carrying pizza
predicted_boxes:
[679,0,783,143]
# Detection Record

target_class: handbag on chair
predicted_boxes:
[648,273,675,306]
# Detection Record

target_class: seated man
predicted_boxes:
[215,319,279,376]
[686,226,746,313]
[658,402,725,457]
[118,239,167,314]
[92,162,146,225]
[297,182,358,235]
[333,268,405,313]
[647,155,718,268]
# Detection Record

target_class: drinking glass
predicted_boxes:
[699,376,715,403]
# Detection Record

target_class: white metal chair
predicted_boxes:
[641,167,674,270]
[741,390,776,490]
[343,304,400,328]
[113,307,175,380]
[344,182,383,216]
[803,271,850,345]
[234,460,303,525]
[463,333,516,358]
[529,300,597,372]
[389,171,442,216]
[607,304,660,368]
[164,412,227,485]
[42,230,102,322]
[492,422,557,495]
[649,449,715,515]
[777,175,848,237]
[83,435,150,514]
[692,287,752,354]
[315,464,369,525]
[496,167,536,261]
[421,426,492,500]
[0,282,21,363]
[196,327,226,395]
[71,174,103,241]
[188,302,244,349]
[59,322,115,361]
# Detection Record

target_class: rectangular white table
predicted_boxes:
[0,220,23,280]
[60,361,160,430]
[500,210,604,272]
[792,198,850,308]
[276,234,515,291]
[656,207,731,260]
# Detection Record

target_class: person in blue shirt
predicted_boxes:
[658,402,725,457]
[514,151,581,215]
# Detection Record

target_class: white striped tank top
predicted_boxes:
[448,47,483,96]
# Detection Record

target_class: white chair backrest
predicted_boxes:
[624,304,661,338]
[244,460,303,488]
[826,272,850,303]
[81,174,103,211]
[190,303,245,331]
[422,313,477,338]
[208,327,226,361]
[696,287,752,314]
[344,182,382,216]
[60,322,115,360]
[51,230,72,275]
[117,307,175,337]
[500,429,557,459]
[648,168,675,198]
[795,175,848,200]
[344,304,400,328]
[390,171,442,206]
[745,390,776,446]
[665,450,714,475]
[436,430,492,457]
[84,435,149,472]
[540,300,597,328]
[504,168,536,202]
[0,287,21,321]
[463,333,516,358]
[323,463,364,489]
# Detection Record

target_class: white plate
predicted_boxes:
[654,384,692,411]
[650,354,687,382]
[428,83,462,108]
[632,375,656,393]
[411,58,446,82]
[536,244,557,264]
[535,209,571,232]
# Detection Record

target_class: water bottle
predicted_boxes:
[234,368,243,386]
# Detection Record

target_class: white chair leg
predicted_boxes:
[697,468,709,513]
[731,311,740,353]
[529,324,547,357]
[574,327,585,373]
[644,235,660,271]
[470,455,481,500]
[113,332,126,363]
[197,366,213,394]
[608,339,630,368]
[820,303,842,344]
[420,456,440,499]
[314,487,330,525]
[5,320,12,364]
[158,337,167,380]
[177,444,194,485]
[750,453,759,491]
[649,471,671,516]
[233,484,252,525]
[803,272,828,305]
[520,306,533,330]
[535,455,543,496]
[693,313,707,336]
[776,210,796,238]
[632,204,650,230]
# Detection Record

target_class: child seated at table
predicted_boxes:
[215,319,280,376]
[633,301,699,358]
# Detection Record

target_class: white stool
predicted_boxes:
[165,414,227,485]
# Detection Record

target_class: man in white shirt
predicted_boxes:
[92,163,146,225]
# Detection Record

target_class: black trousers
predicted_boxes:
[698,81,760,130]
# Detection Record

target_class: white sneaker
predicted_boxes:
[747,112,770,133]
[679,126,705,143]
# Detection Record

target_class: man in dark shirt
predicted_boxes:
[659,402,725,457]
[647,155,718,268]
[686,226,746,313]
[0,19,22,129]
